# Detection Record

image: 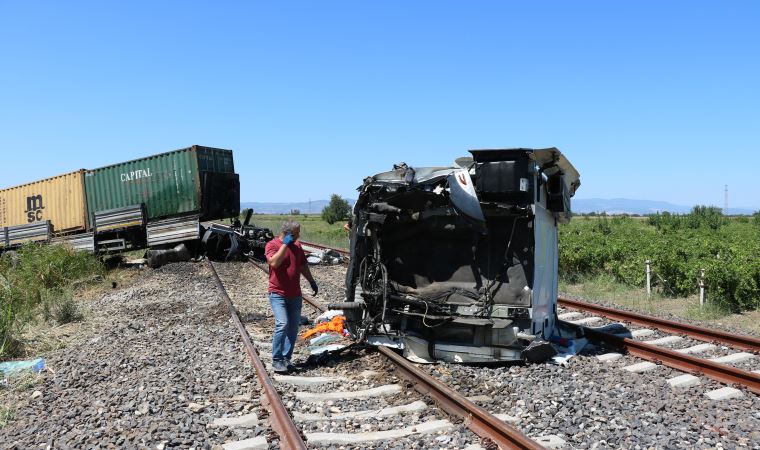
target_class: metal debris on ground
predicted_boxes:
[146,243,192,268]
[306,248,344,265]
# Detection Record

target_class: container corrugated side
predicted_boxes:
[84,147,202,221]
[0,170,88,234]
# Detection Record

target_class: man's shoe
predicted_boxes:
[272,360,288,374]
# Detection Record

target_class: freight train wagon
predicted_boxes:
[0,145,240,252]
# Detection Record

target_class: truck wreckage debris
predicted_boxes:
[202,209,274,262]
[339,148,581,364]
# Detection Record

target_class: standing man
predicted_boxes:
[265,220,318,374]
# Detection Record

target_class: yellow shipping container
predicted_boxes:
[0,170,89,234]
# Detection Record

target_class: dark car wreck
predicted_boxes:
[338,148,580,363]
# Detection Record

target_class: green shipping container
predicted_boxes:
[85,145,240,223]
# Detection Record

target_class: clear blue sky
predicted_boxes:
[1,1,758,208]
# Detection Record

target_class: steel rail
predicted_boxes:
[377,346,545,450]
[559,296,760,353]
[207,261,307,450]
[577,324,760,395]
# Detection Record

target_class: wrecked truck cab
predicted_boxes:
[341,148,580,364]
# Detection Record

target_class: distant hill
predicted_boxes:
[572,198,757,215]
[242,199,355,215]
[243,197,756,216]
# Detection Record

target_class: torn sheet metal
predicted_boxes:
[550,338,589,366]
[447,169,485,223]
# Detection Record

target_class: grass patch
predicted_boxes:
[683,300,733,321]
[0,243,104,359]
[249,214,350,250]
[559,273,665,315]
[0,405,14,428]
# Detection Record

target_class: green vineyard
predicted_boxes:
[559,208,760,311]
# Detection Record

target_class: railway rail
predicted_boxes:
[244,256,545,449]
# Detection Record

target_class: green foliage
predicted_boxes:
[753,211,760,226]
[0,406,14,428]
[0,243,103,358]
[321,194,351,225]
[248,214,349,251]
[560,211,760,312]
[647,205,728,231]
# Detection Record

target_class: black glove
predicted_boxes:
[309,280,318,296]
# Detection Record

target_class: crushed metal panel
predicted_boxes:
[6,221,51,245]
[531,147,581,197]
[447,169,485,223]
[146,214,201,246]
[94,204,146,233]
[531,203,558,339]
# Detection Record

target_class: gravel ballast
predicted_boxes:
[1,263,263,449]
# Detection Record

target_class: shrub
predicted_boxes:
[321,194,351,225]
[0,243,103,358]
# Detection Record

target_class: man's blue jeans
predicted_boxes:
[269,293,303,362]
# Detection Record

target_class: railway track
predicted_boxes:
[558,296,760,352]
[556,304,760,399]
[301,240,760,399]
[228,256,547,449]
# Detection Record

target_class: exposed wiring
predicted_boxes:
[478,216,520,315]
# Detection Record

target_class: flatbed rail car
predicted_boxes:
[0,145,240,252]
[342,148,580,364]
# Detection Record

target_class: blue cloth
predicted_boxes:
[269,293,303,362]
